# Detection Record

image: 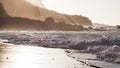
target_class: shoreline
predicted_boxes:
[0,42,92,68]
[0,31,120,68]
[1,42,120,68]
[65,49,120,68]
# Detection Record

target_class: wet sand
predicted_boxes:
[0,43,91,68]
[66,51,120,68]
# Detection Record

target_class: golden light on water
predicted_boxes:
[11,46,36,68]
[0,45,85,68]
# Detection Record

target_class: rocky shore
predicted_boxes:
[80,45,120,64]
[65,45,120,68]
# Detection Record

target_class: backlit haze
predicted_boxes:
[27,0,120,26]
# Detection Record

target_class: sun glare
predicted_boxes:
[26,0,46,8]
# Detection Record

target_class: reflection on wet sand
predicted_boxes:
[0,43,91,68]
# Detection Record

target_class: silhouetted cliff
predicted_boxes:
[0,3,9,18]
[0,0,91,31]
[0,0,92,26]
[0,17,85,31]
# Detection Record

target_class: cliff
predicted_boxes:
[0,3,84,31]
[0,0,92,26]
[0,0,93,31]
[0,17,85,31]
[0,3,9,18]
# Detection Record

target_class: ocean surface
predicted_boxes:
[0,45,91,68]
[0,31,120,68]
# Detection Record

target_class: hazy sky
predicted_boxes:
[27,0,120,26]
